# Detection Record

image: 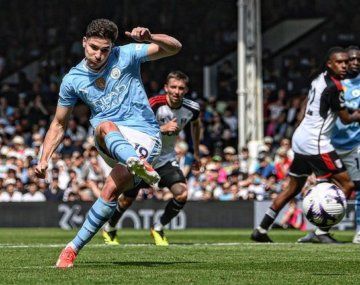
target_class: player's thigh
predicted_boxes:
[336,146,360,182]
[95,136,118,168]
[94,124,161,168]
[157,161,187,192]
[117,125,161,164]
[288,153,312,179]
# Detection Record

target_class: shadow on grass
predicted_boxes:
[81,261,200,267]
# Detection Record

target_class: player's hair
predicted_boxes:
[166,71,189,85]
[310,46,346,80]
[346,45,360,52]
[85,19,118,43]
[325,46,346,62]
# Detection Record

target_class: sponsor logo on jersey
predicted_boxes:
[110,67,121,80]
[95,77,106,89]
[171,160,179,167]
[135,44,143,51]
[335,159,343,169]
[91,83,127,112]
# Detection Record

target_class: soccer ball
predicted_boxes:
[302,183,347,227]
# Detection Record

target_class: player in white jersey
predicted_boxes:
[35,19,182,268]
[252,47,360,243]
[299,46,360,243]
[102,71,201,246]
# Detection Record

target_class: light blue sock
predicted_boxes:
[356,190,360,232]
[70,198,117,251]
[104,131,138,165]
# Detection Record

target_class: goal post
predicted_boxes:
[237,0,263,152]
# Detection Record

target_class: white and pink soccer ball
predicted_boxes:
[302,182,347,227]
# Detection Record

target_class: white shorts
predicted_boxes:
[95,125,161,168]
[336,146,360,181]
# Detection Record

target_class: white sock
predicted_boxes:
[315,228,329,236]
[103,222,116,232]
[153,221,164,232]
[67,242,79,253]
[257,226,268,234]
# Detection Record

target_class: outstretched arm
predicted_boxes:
[125,27,182,60]
[35,105,73,178]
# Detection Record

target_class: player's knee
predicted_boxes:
[96,121,119,137]
[119,195,134,209]
[173,183,188,202]
[342,180,355,198]
[101,181,118,202]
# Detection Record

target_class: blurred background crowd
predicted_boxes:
[0,0,359,202]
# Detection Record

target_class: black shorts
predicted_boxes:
[123,161,186,198]
[289,151,347,180]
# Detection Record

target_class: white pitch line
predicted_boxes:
[20,266,56,269]
[0,242,325,249]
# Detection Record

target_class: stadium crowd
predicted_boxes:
[0,70,304,203]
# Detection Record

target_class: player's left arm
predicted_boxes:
[125,27,182,60]
[327,87,360,124]
[191,118,201,170]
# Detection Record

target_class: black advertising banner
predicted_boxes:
[0,201,254,229]
[0,201,355,229]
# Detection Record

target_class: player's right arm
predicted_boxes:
[35,105,73,178]
[125,27,181,60]
[160,118,179,133]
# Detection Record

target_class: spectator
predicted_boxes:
[238,146,249,175]
[280,199,307,231]
[66,118,87,146]
[27,95,49,124]
[44,178,64,201]
[1,178,22,202]
[255,153,275,179]
[218,182,236,201]
[59,135,78,156]
[274,147,292,181]
[175,141,194,178]
[22,181,46,202]
[44,177,65,201]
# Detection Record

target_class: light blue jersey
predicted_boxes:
[58,43,159,137]
[331,74,360,150]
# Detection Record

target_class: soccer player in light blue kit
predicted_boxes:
[35,19,182,268]
[333,46,360,243]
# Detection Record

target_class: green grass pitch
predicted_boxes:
[1,228,360,284]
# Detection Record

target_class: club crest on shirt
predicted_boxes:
[351,88,360,98]
[110,67,121,80]
[95,77,106,89]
